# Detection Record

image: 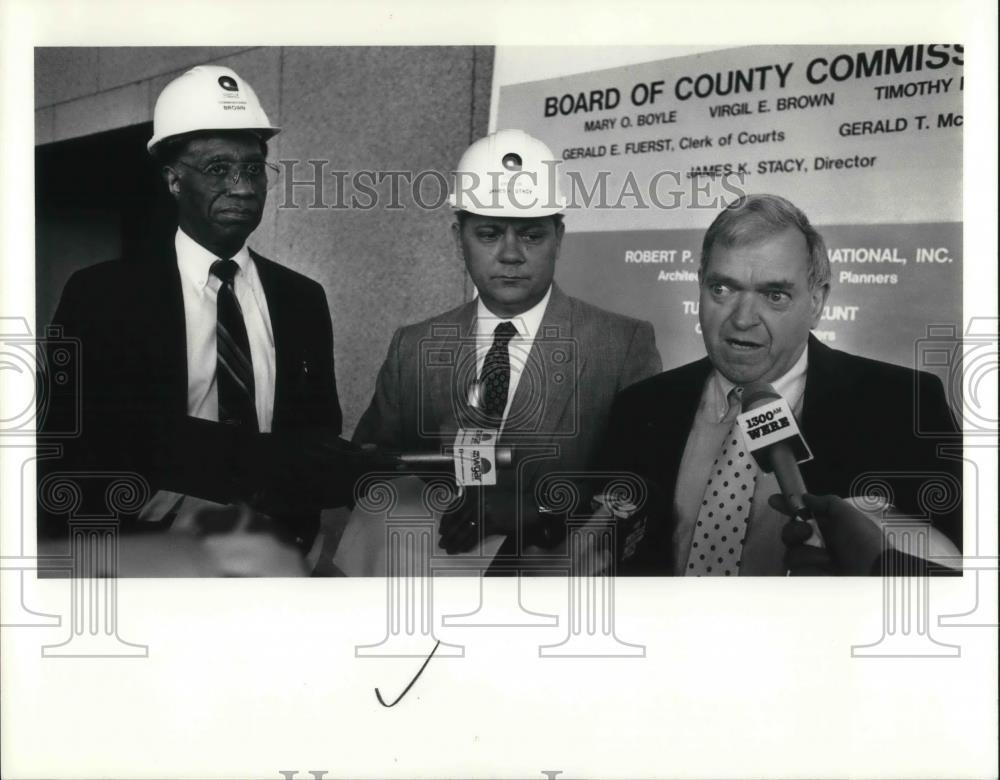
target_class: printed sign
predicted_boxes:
[737,397,813,466]
[496,45,963,371]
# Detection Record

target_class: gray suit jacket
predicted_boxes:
[353,284,662,499]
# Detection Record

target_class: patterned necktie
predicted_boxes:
[479,321,518,420]
[685,386,757,576]
[210,259,258,431]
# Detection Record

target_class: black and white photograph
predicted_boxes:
[1,1,997,778]
[29,41,967,579]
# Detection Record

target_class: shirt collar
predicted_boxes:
[474,285,552,341]
[175,227,252,289]
[710,342,810,421]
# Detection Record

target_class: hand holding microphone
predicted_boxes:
[251,433,404,512]
[363,438,517,554]
[768,493,882,575]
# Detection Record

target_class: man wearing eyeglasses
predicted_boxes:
[40,66,385,571]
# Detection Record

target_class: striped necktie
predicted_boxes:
[210,259,258,431]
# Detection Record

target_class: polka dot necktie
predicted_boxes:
[210,259,258,431]
[685,386,757,576]
[479,321,518,420]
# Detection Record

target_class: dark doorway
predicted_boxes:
[35,122,176,331]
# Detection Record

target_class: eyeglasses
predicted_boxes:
[172,159,280,190]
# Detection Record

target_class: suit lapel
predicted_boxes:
[798,335,839,485]
[143,242,188,416]
[504,286,580,484]
[506,286,580,433]
[427,300,478,439]
[658,358,712,493]
[250,250,294,429]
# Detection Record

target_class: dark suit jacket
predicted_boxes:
[40,239,342,549]
[600,335,963,574]
[352,284,662,555]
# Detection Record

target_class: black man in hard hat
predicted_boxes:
[40,65,390,568]
[347,129,662,574]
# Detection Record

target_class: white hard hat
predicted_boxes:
[147,65,280,154]
[450,129,566,218]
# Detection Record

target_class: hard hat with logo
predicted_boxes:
[147,65,280,153]
[449,129,566,218]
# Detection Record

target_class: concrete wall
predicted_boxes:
[35,46,494,434]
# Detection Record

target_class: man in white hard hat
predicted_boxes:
[41,66,384,564]
[349,129,662,571]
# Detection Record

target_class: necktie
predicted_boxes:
[685,386,757,576]
[479,321,518,421]
[210,259,258,431]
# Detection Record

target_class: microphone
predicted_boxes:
[395,446,513,469]
[395,445,513,489]
[738,382,822,547]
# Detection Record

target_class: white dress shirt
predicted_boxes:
[175,228,276,432]
[672,345,809,575]
[139,229,277,526]
[472,286,552,432]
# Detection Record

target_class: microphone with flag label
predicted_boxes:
[389,429,513,488]
[737,382,823,549]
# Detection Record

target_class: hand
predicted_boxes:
[251,433,402,512]
[437,487,539,554]
[805,493,887,575]
[770,493,884,576]
[437,486,481,554]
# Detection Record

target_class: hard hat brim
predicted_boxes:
[448,195,566,219]
[147,125,281,154]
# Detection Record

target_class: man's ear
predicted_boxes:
[809,282,831,327]
[552,218,566,260]
[162,165,181,200]
[451,220,464,261]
